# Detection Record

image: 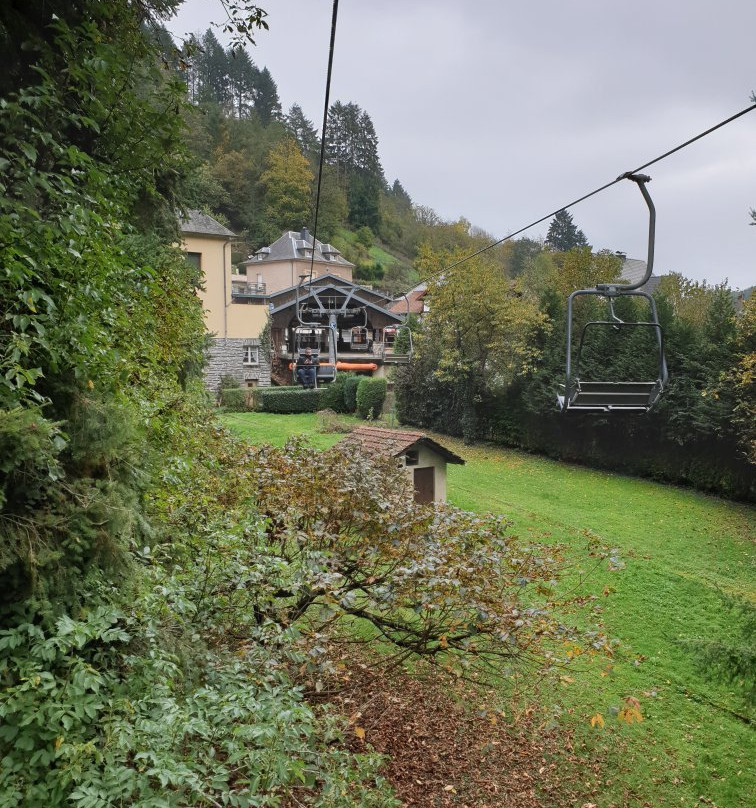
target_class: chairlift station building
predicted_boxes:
[180,211,405,391]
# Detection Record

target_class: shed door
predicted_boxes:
[413,467,435,504]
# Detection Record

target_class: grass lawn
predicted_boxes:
[221,411,755,808]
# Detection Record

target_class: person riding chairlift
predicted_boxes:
[297,347,318,388]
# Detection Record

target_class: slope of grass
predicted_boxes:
[221,411,755,807]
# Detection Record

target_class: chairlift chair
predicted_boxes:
[349,326,370,351]
[557,173,669,413]
[293,277,367,383]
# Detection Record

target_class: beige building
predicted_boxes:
[338,426,464,504]
[180,211,270,390]
[240,228,354,294]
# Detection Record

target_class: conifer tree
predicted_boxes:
[226,46,258,117]
[197,30,231,108]
[545,209,590,251]
[286,103,320,158]
[252,66,281,124]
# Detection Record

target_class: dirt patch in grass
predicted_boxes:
[326,656,609,808]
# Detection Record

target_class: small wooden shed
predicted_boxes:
[338,426,464,504]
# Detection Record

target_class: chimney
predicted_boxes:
[300,227,310,243]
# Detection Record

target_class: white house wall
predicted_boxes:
[403,444,448,503]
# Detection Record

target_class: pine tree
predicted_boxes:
[326,101,384,230]
[545,209,590,251]
[197,30,230,108]
[226,47,258,118]
[286,103,319,158]
[389,179,412,211]
[252,66,281,124]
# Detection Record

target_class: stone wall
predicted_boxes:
[204,337,272,393]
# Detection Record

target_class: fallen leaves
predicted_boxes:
[321,650,608,808]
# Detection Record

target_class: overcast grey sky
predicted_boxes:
[168,0,755,290]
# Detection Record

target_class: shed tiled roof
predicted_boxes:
[338,426,464,464]
[180,209,236,238]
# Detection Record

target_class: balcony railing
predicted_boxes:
[232,282,267,297]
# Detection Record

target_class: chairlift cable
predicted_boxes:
[308,0,339,290]
[406,102,756,294]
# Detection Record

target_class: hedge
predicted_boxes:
[343,376,360,413]
[218,387,255,412]
[259,386,327,413]
[320,374,351,413]
[356,378,387,419]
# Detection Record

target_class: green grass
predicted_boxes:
[220,410,360,451]
[334,226,415,274]
[221,411,755,808]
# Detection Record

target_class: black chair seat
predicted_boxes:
[558,380,662,412]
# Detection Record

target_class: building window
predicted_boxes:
[243,345,259,366]
[186,252,202,270]
[404,450,419,466]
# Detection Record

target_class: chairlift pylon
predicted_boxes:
[557,173,669,413]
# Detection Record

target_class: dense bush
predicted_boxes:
[319,374,351,413]
[240,438,606,673]
[0,5,399,806]
[343,375,361,412]
[260,386,326,413]
[218,385,256,411]
[356,378,387,419]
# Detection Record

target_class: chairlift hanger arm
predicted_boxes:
[598,173,656,294]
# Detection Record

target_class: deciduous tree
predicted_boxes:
[258,137,314,242]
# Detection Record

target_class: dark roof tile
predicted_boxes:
[338,426,464,464]
[180,209,236,238]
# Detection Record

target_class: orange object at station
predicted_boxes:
[288,361,378,372]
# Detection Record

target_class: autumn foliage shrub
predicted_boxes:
[241,438,607,675]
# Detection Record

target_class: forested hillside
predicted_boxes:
[157,26,423,291]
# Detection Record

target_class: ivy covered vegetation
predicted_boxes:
[0,2,390,804]
[0,4,613,806]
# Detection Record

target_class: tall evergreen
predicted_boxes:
[286,103,320,158]
[252,66,281,124]
[226,46,258,117]
[197,29,230,108]
[326,101,385,230]
[545,209,590,251]
[389,179,413,211]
